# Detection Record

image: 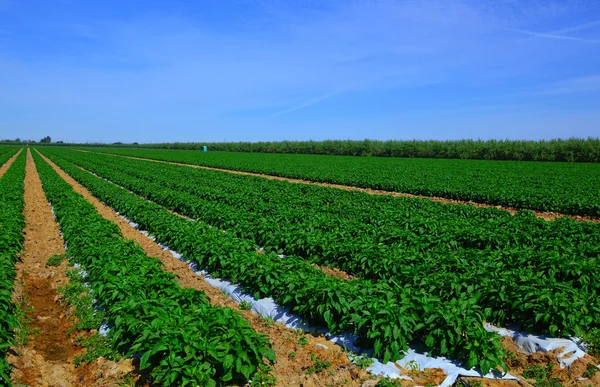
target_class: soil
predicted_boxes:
[459,337,600,387]
[7,149,143,387]
[313,264,352,280]
[78,150,600,224]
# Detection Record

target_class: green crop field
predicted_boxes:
[2,145,600,387]
[83,147,600,217]
[0,151,25,383]
[37,146,600,379]
[33,150,275,386]
[5,0,600,384]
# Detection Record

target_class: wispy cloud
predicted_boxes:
[506,27,600,43]
[506,19,600,43]
[267,68,423,117]
[526,75,600,96]
[553,20,600,34]
[270,90,346,117]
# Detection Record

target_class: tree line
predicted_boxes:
[130,138,600,162]
[4,137,600,162]
[1,136,54,143]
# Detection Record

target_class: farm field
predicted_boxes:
[1,147,376,387]
[82,147,600,217]
[1,145,599,387]
[45,148,600,341]
[6,0,600,386]
[24,146,600,385]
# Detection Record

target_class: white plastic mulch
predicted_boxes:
[121,216,592,387]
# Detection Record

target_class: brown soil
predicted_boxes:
[458,337,600,387]
[313,264,352,280]
[8,149,142,387]
[402,368,448,386]
[0,148,23,177]
[78,150,600,224]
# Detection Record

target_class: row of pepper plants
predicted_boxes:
[48,148,600,343]
[0,146,15,156]
[83,147,600,217]
[0,147,20,166]
[37,148,509,374]
[0,151,26,385]
[32,151,275,387]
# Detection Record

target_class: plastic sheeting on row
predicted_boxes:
[120,217,515,387]
[484,324,587,368]
[119,214,593,387]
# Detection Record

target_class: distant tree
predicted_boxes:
[40,136,51,143]
[113,142,123,145]
[15,138,20,142]
[132,142,139,145]
[56,141,64,144]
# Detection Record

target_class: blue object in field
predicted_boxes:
[203,146,207,152]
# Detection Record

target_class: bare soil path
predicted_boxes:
[8,149,138,387]
[77,150,600,224]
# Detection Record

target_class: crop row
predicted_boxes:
[0,150,26,385]
[46,148,600,341]
[85,147,600,217]
[37,148,509,374]
[0,147,20,166]
[32,151,275,387]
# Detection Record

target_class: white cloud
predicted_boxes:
[270,90,345,117]
[553,20,600,34]
[506,27,600,43]
[527,75,600,95]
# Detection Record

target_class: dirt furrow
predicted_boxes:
[8,149,138,387]
[76,150,600,224]
[0,148,23,178]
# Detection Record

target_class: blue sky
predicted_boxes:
[1,0,599,143]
